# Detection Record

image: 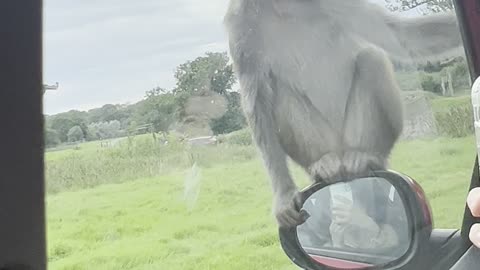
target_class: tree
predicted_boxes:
[133,88,177,135]
[50,117,76,142]
[385,0,453,13]
[173,52,237,118]
[67,126,85,142]
[87,120,123,140]
[86,124,100,141]
[87,104,131,126]
[419,61,444,73]
[174,52,235,95]
[44,51,240,140]
[45,128,61,148]
[47,110,90,142]
[210,91,247,135]
[450,59,470,89]
[211,64,236,95]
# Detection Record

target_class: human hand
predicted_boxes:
[331,195,353,224]
[330,195,382,249]
[467,187,480,248]
[331,196,378,230]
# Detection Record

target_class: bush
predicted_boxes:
[422,61,443,73]
[87,120,123,140]
[210,92,247,135]
[45,128,61,148]
[217,129,253,146]
[451,61,470,90]
[210,109,246,135]
[420,73,442,94]
[435,105,474,138]
[67,126,85,142]
[45,134,257,193]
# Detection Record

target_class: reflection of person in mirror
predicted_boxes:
[297,189,333,248]
[329,179,409,254]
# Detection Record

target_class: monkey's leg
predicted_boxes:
[276,92,343,184]
[240,73,308,228]
[342,46,404,177]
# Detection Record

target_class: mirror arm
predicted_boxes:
[430,230,471,270]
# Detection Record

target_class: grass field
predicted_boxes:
[45,131,477,270]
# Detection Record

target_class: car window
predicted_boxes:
[380,2,473,229]
[43,0,473,269]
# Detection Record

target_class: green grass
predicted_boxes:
[45,132,477,270]
[46,140,112,162]
[389,136,475,228]
[431,95,472,113]
[395,71,422,91]
[47,162,300,270]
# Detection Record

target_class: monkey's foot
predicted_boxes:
[309,152,343,184]
[274,189,309,228]
[342,151,385,178]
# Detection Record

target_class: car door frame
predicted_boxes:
[0,1,46,269]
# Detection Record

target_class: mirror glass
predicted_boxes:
[472,77,480,162]
[296,177,411,269]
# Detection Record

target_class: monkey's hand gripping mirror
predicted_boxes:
[279,171,433,270]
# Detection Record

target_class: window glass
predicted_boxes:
[380,1,473,229]
[43,0,473,269]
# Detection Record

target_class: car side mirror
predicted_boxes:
[279,170,433,270]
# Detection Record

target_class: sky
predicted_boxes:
[43,0,423,115]
[43,0,230,115]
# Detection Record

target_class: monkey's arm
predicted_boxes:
[225,7,307,227]
[237,68,304,227]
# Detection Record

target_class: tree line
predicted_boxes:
[44,52,247,148]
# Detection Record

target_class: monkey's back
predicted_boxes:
[224,0,401,169]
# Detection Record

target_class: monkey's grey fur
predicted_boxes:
[224,0,463,228]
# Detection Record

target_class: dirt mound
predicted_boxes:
[175,91,228,137]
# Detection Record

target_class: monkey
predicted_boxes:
[223,0,463,228]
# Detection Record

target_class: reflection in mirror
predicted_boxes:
[297,177,411,268]
[472,77,480,160]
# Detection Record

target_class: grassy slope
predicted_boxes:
[46,93,477,269]
[431,95,472,113]
[46,134,476,270]
[48,160,300,270]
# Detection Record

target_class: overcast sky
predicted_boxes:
[43,0,230,115]
[43,0,422,115]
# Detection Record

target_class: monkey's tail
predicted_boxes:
[381,11,464,63]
